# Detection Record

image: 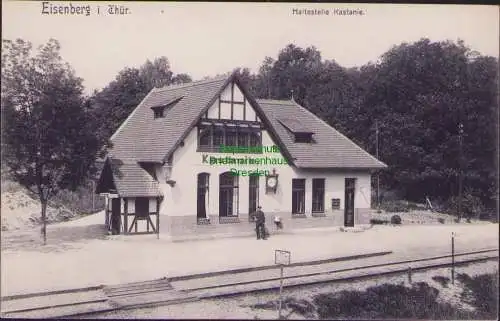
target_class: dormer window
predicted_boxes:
[150,96,183,119]
[153,107,165,119]
[277,118,315,143]
[294,132,314,143]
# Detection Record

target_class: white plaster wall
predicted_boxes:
[149,198,157,213]
[233,84,244,102]
[221,84,232,100]
[245,100,256,121]
[128,198,135,214]
[233,103,244,120]
[207,98,219,118]
[220,102,231,119]
[203,82,259,122]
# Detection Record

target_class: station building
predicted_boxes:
[96,71,387,237]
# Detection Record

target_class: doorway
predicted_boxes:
[248,175,259,221]
[111,197,121,235]
[344,178,356,227]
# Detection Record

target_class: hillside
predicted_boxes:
[1,179,79,231]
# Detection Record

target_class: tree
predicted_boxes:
[268,44,323,103]
[1,38,107,244]
[171,73,192,85]
[90,56,192,140]
[250,40,497,214]
[354,38,498,211]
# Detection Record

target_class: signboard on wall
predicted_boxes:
[331,198,340,210]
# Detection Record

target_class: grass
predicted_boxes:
[312,282,475,319]
[250,270,499,320]
[457,271,499,319]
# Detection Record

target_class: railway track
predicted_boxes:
[1,248,498,319]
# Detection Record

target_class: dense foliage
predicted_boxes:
[310,273,498,320]
[239,40,498,216]
[1,39,108,243]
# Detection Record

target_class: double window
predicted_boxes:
[198,124,262,153]
[292,178,326,215]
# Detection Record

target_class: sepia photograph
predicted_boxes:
[1,1,499,319]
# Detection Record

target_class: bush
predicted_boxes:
[312,282,474,319]
[370,219,389,225]
[457,271,499,319]
[391,215,402,225]
[444,192,485,219]
[51,180,105,215]
[432,275,450,288]
[380,200,411,213]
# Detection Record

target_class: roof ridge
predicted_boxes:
[257,99,294,105]
[154,74,230,92]
[290,100,387,167]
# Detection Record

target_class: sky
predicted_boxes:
[2,2,499,95]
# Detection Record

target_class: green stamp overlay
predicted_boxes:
[201,145,287,176]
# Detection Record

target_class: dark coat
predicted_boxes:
[255,210,265,224]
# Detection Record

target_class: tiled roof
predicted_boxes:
[109,159,161,197]
[109,75,231,163]
[257,99,387,169]
[102,73,386,197]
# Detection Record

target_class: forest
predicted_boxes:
[2,37,498,231]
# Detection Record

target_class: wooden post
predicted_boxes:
[408,267,412,284]
[156,197,160,239]
[375,120,380,210]
[278,265,284,319]
[458,123,463,222]
[451,232,455,284]
[91,180,95,212]
[123,198,128,235]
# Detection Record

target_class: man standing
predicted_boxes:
[254,206,267,240]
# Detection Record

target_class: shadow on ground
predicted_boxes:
[1,224,108,252]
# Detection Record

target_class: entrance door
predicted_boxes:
[248,175,259,221]
[219,172,234,217]
[344,178,356,227]
[111,198,121,235]
[197,173,210,218]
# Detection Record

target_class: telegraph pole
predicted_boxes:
[458,123,464,222]
[91,180,95,212]
[376,120,380,210]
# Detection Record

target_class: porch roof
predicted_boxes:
[96,158,162,198]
